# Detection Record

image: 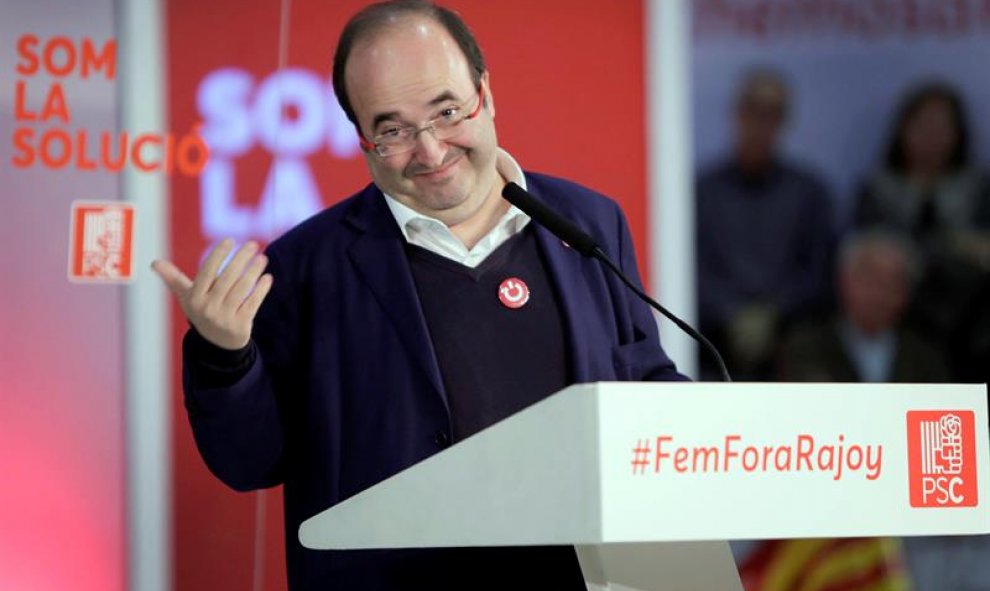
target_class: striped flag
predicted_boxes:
[738,538,911,591]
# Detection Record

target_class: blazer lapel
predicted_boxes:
[345,188,448,408]
[529,198,598,383]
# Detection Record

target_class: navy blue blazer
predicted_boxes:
[183,171,686,589]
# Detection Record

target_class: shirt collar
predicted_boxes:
[381,148,529,242]
[839,318,896,346]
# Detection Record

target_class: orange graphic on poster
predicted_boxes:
[68,201,135,282]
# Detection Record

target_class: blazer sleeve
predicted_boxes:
[182,246,297,492]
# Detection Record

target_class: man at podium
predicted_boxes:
[153,1,686,588]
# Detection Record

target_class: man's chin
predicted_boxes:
[382,184,465,215]
[419,192,469,213]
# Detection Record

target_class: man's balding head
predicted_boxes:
[333,0,486,127]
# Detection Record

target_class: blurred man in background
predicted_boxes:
[776,232,948,383]
[775,230,990,591]
[696,69,834,380]
[742,232,946,591]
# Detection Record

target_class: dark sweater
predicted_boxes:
[406,225,570,442]
[400,225,583,587]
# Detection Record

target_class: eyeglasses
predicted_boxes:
[359,82,485,158]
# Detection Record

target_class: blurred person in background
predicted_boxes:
[696,68,834,380]
[777,231,990,591]
[854,81,990,381]
[738,233,937,591]
[854,84,990,586]
[777,232,948,383]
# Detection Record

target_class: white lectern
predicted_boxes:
[300,382,990,590]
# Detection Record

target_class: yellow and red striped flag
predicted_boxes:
[738,538,911,591]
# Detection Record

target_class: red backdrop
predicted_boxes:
[166,1,647,588]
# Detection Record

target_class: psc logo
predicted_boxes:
[68,201,135,282]
[907,411,977,508]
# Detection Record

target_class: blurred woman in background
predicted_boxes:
[855,81,990,382]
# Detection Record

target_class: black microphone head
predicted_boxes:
[501,182,599,256]
[501,182,530,206]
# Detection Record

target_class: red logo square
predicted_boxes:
[68,201,135,282]
[907,410,978,508]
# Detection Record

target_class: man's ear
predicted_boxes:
[481,71,494,118]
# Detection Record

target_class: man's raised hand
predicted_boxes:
[151,239,273,350]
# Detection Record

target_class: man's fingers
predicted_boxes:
[210,241,260,302]
[238,273,273,320]
[190,238,236,300]
[225,254,269,307]
[151,259,194,295]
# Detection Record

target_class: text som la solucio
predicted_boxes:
[11,34,208,176]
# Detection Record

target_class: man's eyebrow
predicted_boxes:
[427,90,459,106]
[371,110,401,131]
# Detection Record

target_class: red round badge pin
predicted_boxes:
[498,277,530,309]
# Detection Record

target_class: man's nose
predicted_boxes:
[411,128,448,168]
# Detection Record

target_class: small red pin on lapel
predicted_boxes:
[498,277,530,309]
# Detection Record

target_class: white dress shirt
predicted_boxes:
[382,149,531,268]
[839,320,897,383]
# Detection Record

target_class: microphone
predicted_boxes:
[502,182,731,382]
